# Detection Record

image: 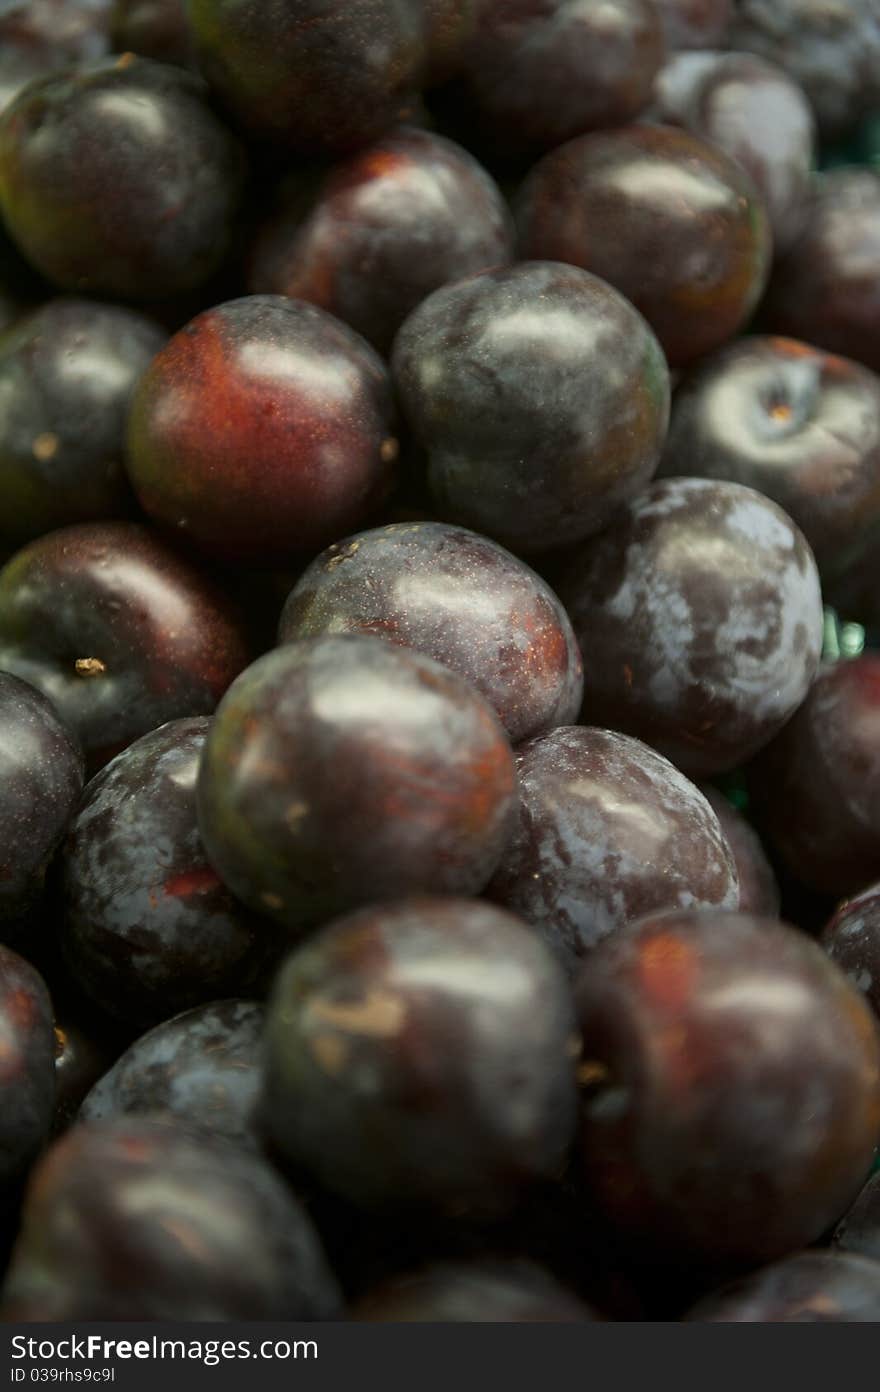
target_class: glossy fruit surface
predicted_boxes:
[487,727,739,973]
[0,522,250,772]
[655,0,730,49]
[0,299,166,547]
[575,910,880,1267]
[127,295,397,566]
[834,1171,880,1264]
[729,0,880,136]
[444,0,664,158]
[700,786,780,918]
[188,0,425,155]
[821,882,880,1022]
[687,1251,880,1321]
[198,636,516,931]
[0,0,111,115]
[248,127,513,356]
[750,655,880,897]
[0,56,244,299]
[278,522,583,746]
[653,52,815,253]
[262,897,578,1214]
[0,1118,341,1319]
[516,125,772,368]
[392,262,670,554]
[0,945,55,1189]
[80,998,263,1147]
[765,171,880,376]
[355,1260,594,1322]
[62,719,277,1028]
[559,477,825,777]
[660,336,880,578]
[0,672,83,941]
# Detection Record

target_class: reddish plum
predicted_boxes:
[0,945,55,1189]
[822,882,880,1022]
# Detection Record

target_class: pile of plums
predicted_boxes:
[3,0,880,1325]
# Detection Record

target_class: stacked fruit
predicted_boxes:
[2,0,880,1324]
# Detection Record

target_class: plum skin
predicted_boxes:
[391,261,670,555]
[278,521,583,746]
[197,635,517,932]
[574,909,880,1269]
[0,944,55,1189]
[126,295,399,567]
[0,56,244,300]
[261,897,579,1216]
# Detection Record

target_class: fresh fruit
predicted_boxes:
[487,726,739,973]
[822,881,880,1021]
[126,295,398,566]
[111,0,194,68]
[392,262,670,553]
[659,337,880,579]
[654,0,730,50]
[0,56,244,299]
[0,521,250,772]
[0,1118,341,1319]
[559,477,824,777]
[834,1171,880,1264]
[51,1012,114,1136]
[80,998,263,1147]
[278,521,583,745]
[0,944,55,1189]
[247,127,514,356]
[0,672,83,941]
[197,636,517,930]
[516,124,772,368]
[261,897,578,1214]
[62,718,278,1028]
[575,910,880,1268]
[749,654,880,897]
[686,1251,880,1322]
[355,1260,595,1322]
[0,299,166,547]
[700,785,780,918]
[0,0,111,116]
[187,0,426,156]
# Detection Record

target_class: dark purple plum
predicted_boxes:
[111,0,195,68]
[0,1,111,116]
[0,522,250,773]
[834,1171,880,1263]
[660,337,880,580]
[0,56,244,300]
[439,0,664,159]
[765,171,880,377]
[51,1012,115,1136]
[247,127,514,356]
[575,910,880,1268]
[729,0,880,136]
[0,299,166,547]
[197,636,517,932]
[0,945,55,1189]
[126,296,398,567]
[559,477,825,778]
[655,0,731,49]
[262,897,577,1215]
[700,785,780,917]
[686,1251,880,1321]
[0,673,82,942]
[516,125,772,369]
[821,882,880,1022]
[423,0,476,84]
[653,52,815,253]
[80,999,263,1147]
[62,719,278,1029]
[391,262,670,555]
[187,0,425,156]
[749,655,880,897]
[355,1260,595,1322]
[278,522,583,746]
[487,727,739,974]
[0,1118,341,1319]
